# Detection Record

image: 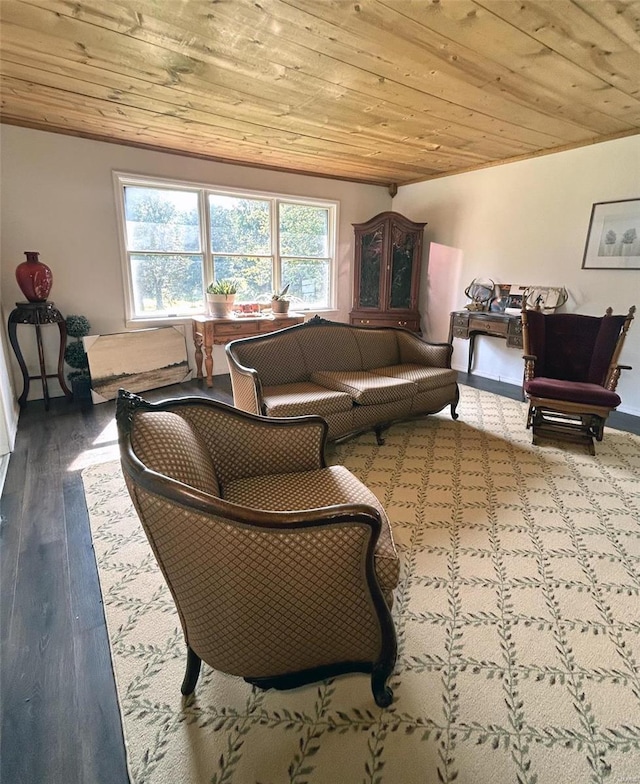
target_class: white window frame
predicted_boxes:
[113,171,338,325]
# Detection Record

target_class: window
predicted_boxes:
[115,174,337,320]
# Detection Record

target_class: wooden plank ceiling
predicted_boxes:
[1,0,639,188]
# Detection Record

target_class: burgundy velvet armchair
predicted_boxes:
[521,304,635,454]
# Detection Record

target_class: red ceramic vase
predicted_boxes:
[15,251,53,302]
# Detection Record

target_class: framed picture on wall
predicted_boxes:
[582,198,640,269]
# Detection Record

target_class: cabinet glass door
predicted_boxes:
[358,228,383,308]
[389,228,416,309]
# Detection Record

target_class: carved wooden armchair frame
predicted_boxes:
[115,390,398,707]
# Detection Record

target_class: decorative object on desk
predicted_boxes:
[582,198,640,269]
[15,251,53,302]
[489,283,512,312]
[490,285,567,315]
[521,285,568,312]
[206,279,237,317]
[64,314,92,400]
[236,302,261,315]
[464,278,494,311]
[504,295,523,313]
[271,283,290,317]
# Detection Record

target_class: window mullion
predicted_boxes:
[272,199,280,293]
[201,190,212,289]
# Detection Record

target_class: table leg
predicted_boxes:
[56,320,73,399]
[35,323,51,410]
[8,318,30,406]
[467,333,477,374]
[204,346,214,388]
[193,329,204,380]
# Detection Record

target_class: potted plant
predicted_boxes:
[271,284,290,317]
[621,228,637,256]
[64,314,92,401]
[206,279,237,317]
[604,229,617,255]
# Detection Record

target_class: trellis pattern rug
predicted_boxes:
[82,386,640,784]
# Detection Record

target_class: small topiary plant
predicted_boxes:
[65,314,91,384]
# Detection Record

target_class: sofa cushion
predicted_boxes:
[222,465,400,598]
[525,377,621,407]
[311,370,417,405]
[262,381,354,417]
[371,363,458,392]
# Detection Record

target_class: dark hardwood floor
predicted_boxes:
[1,374,637,784]
[1,377,233,784]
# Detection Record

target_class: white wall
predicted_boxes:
[0,262,20,491]
[393,135,640,415]
[0,125,391,396]
[2,126,638,415]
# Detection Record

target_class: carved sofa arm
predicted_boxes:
[397,331,453,367]
[226,353,263,414]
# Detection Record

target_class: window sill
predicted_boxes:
[125,308,338,330]
[125,315,195,330]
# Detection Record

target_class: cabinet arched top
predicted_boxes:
[352,211,427,232]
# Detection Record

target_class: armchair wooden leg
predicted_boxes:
[374,426,386,446]
[181,646,202,695]
[526,403,534,430]
[371,662,394,708]
[450,386,460,420]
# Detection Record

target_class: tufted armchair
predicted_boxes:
[115,389,399,707]
[521,304,635,454]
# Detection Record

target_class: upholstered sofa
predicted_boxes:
[226,317,459,442]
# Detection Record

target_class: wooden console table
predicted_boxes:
[192,313,304,387]
[448,310,523,374]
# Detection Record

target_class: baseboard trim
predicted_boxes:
[0,453,10,496]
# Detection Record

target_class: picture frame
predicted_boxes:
[489,284,511,312]
[521,286,568,312]
[582,198,640,270]
[85,326,190,403]
[490,285,567,314]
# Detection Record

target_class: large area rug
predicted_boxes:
[82,385,640,784]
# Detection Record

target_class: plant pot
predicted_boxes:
[207,293,235,317]
[71,376,92,402]
[271,299,290,317]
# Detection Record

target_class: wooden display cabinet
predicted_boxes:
[349,211,426,332]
